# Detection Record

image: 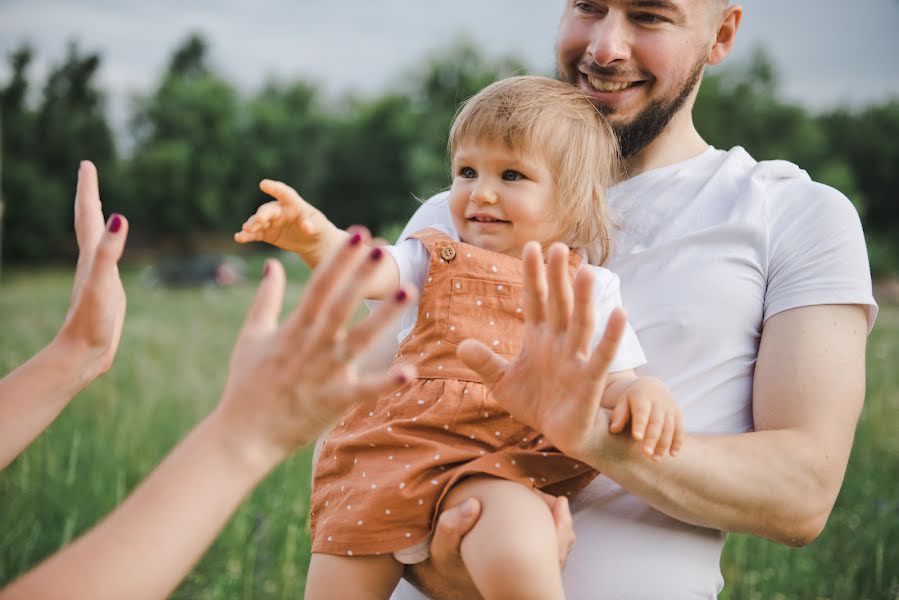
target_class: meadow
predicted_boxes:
[1,263,897,599]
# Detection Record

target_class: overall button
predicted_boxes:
[440,246,456,261]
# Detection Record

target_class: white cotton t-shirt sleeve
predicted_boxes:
[763,170,878,331]
[385,222,458,291]
[586,264,646,372]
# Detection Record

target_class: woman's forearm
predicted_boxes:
[0,410,282,600]
[0,339,96,469]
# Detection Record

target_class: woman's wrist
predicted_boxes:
[203,404,291,480]
[43,336,103,398]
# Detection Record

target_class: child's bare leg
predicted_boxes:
[304,552,403,600]
[441,476,565,600]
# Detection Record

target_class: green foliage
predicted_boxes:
[820,102,899,238]
[0,38,896,272]
[126,34,242,241]
[1,42,116,261]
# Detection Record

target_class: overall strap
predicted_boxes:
[406,227,456,253]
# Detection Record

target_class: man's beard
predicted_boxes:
[559,55,706,159]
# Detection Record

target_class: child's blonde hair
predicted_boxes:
[448,75,619,265]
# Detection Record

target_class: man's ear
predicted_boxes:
[708,4,742,66]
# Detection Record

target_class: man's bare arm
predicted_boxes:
[590,304,867,545]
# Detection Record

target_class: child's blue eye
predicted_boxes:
[459,167,477,178]
[502,170,524,181]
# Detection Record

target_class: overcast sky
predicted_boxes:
[2,0,898,130]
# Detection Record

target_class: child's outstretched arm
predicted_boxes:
[601,372,684,460]
[234,180,399,299]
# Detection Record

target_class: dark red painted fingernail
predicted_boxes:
[394,289,408,302]
[107,214,122,233]
[263,261,271,277]
[370,247,384,262]
[396,372,410,385]
[349,233,362,246]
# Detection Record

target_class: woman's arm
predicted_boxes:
[0,161,127,469]
[1,229,417,600]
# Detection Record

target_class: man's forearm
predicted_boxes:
[592,427,840,546]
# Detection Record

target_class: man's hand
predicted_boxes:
[405,491,575,600]
[457,242,626,464]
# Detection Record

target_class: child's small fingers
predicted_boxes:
[608,399,630,433]
[261,180,311,213]
[655,414,676,458]
[671,413,685,456]
[234,231,262,243]
[298,217,317,235]
[642,410,665,456]
[254,202,283,225]
[629,397,651,441]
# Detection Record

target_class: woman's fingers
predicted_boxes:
[240,259,286,339]
[74,161,105,255]
[341,284,417,359]
[287,226,370,332]
[72,161,106,300]
[343,365,416,410]
[306,245,389,354]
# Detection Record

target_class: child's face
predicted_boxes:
[449,140,557,259]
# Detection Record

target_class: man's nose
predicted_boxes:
[587,11,632,67]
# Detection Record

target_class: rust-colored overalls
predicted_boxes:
[309,229,596,561]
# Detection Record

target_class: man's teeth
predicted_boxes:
[587,76,635,92]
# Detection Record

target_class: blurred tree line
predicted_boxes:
[1,34,897,275]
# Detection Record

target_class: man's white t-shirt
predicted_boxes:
[389,146,878,599]
[385,224,646,371]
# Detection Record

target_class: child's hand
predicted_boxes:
[608,377,683,460]
[234,180,336,264]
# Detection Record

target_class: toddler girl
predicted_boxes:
[235,75,683,600]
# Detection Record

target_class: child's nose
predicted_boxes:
[470,184,498,204]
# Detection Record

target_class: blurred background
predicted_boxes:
[1,1,897,598]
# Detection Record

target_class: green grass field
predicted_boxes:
[1,265,897,599]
